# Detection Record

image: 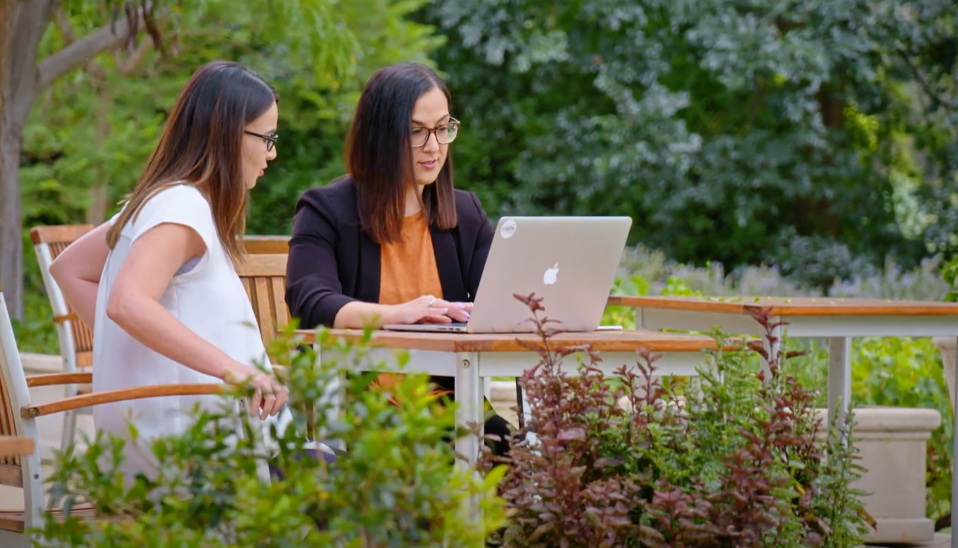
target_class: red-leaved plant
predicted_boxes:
[478,294,872,548]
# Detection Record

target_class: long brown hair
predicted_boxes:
[344,62,457,244]
[106,60,278,261]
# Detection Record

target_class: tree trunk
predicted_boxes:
[0,115,24,320]
[0,0,142,319]
[0,0,12,312]
[0,0,39,321]
[1,0,57,320]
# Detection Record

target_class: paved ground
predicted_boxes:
[866,534,951,547]
[490,399,519,429]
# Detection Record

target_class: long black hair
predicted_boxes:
[108,60,278,261]
[344,62,457,244]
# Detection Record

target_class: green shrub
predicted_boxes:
[943,255,958,303]
[784,336,953,527]
[35,326,506,547]
[609,264,954,527]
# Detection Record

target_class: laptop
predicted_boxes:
[383,216,632,334]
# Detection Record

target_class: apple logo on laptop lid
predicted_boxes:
[543,263,559,285]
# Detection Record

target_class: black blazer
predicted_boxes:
[285,177,495,329]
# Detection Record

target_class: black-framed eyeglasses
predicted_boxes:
[410,118,461,148]
[245,130,278,152]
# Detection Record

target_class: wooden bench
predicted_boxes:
[244,235,290,255]
[236,253,289,348]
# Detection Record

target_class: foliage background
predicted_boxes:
[12,0,958,529]
[19,0,958,292]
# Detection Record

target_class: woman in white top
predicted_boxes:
[50,60,291,479]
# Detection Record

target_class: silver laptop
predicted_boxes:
[384,216,632,334]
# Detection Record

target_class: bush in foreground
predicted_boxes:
[482,294,872,547]
[35,326,506,548]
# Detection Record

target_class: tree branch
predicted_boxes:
[54,7,76,45]
[36,7,144,90]
[896,47,951,111]
[8,0,59,128]
[117,28,157,76]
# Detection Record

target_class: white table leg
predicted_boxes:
[827,337,852,437]
[316,341,346,452]
[455,351,482,467]
[952,337,958,548]
[323,372,347,452]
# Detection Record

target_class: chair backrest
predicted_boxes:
[0,278,46,523]
[30,225,96,372]
[243,235,290,255]
[235,253,290,346]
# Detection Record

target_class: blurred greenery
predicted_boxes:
[12,0,958,525]
[36,324,506,546]
[417,0,958,291]
[603,266,955,527]
[787,336,954,526]
[18,0,958,295]
[14,0,440,346]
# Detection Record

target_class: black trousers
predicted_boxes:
[339,372,515,457]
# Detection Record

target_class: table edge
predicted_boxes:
[608,295,958,317]
[294,329,718,353]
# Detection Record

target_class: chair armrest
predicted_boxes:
[53,313,80,324]
[25,372,93,387]
[0,436,35,458]
[21,383,225,418]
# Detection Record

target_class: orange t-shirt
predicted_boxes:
[378,211,443,306]
[373,211,450,397]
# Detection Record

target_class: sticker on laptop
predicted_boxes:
[500,219,517,239]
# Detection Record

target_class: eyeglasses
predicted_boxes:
[410,118,461,148]
[245,130,278,152]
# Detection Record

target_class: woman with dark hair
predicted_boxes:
[50,60,302,480]
[285,61,513,455]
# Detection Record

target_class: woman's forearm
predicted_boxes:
[48,222,112,331]
[333,301,397,329]
[107,295,255,380]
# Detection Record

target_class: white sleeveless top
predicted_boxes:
[92,184,290,481]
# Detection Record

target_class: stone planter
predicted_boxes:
[489,382,940,545]
[816,407,941,545]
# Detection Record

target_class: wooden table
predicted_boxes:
[0,436,34,458]
[608,294,958,548]
[608,296,958,416]
[297,328,717,466]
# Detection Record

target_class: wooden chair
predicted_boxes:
[0,277,222,544]
[235,253,290,347]
[28,225,96,459]
[0,437,34,459]
[243,235,290,255]
[234,252,325,440]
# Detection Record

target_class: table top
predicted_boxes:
[296,328,717,353]
[0,436,34,458]
[607,295,958,317]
